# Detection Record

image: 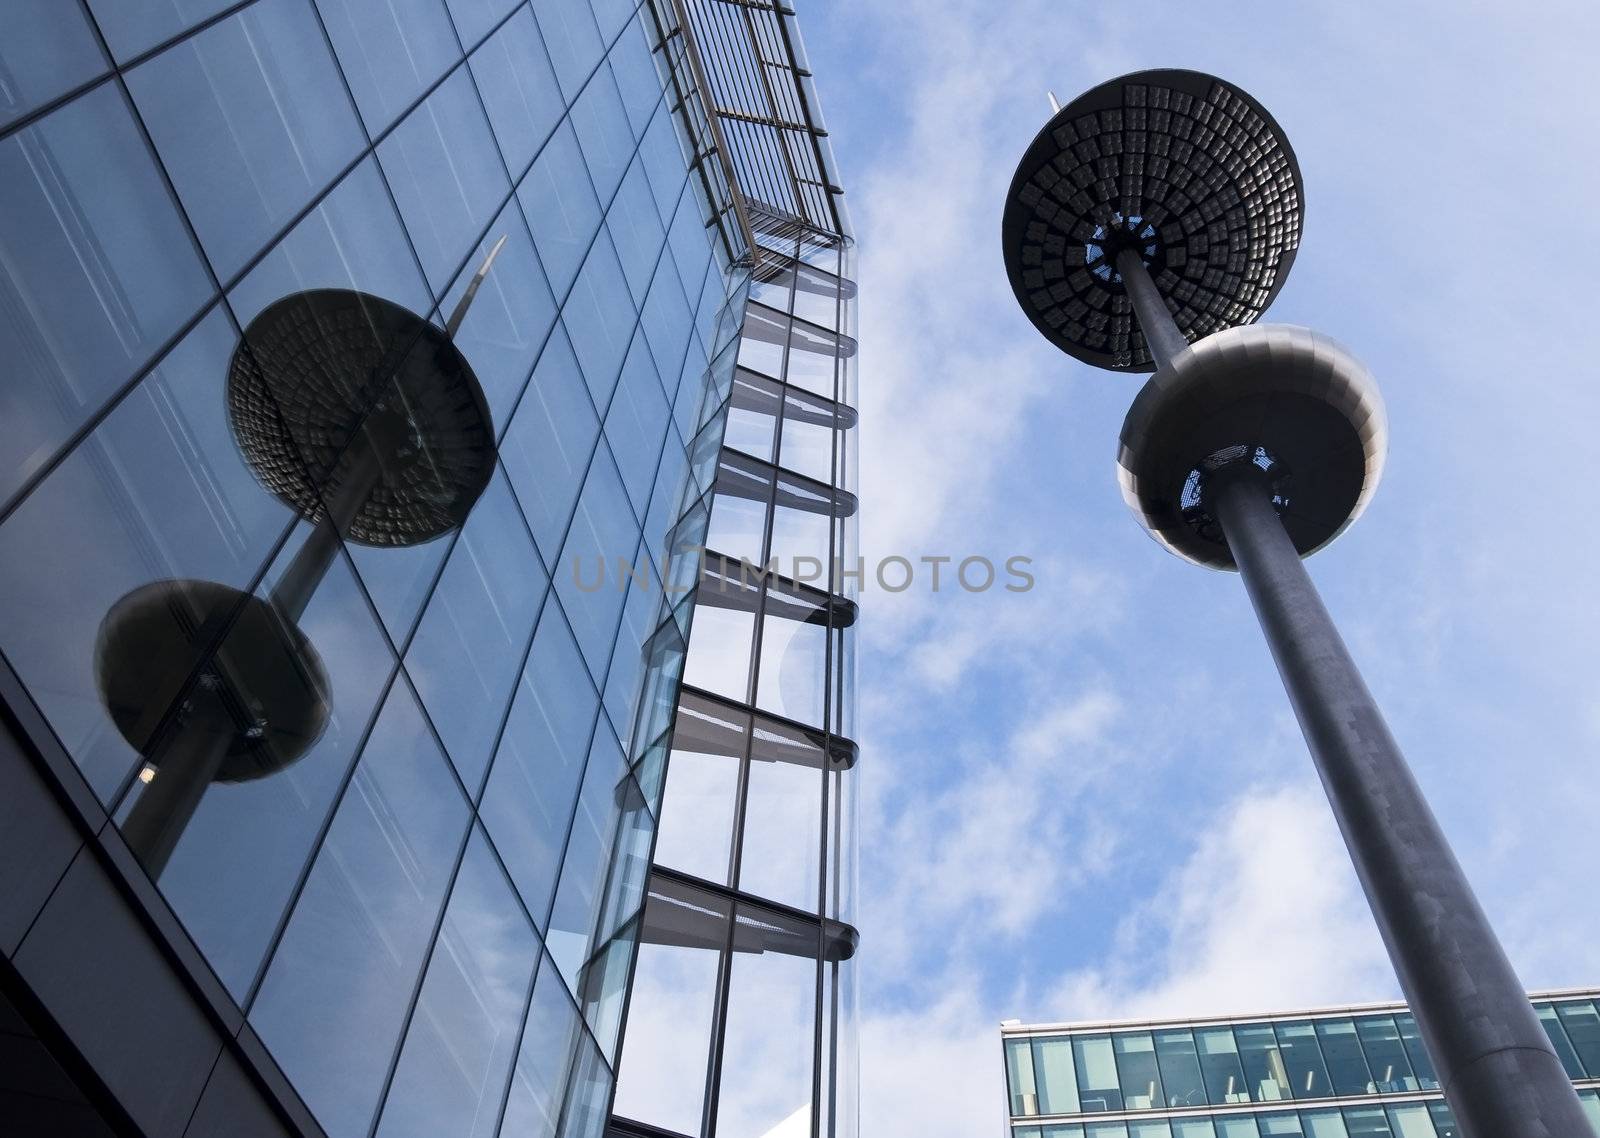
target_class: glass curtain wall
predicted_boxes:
[1002,996,1600,1138]
[611,206,860,1138]
[0,0,746,1134]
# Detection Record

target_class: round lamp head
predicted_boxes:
[1117,324,1386,570]
[1003,69,1304,372]
[228,289,495,547]
[95,579,331,780]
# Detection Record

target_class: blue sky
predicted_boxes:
[796,1,1600,1133]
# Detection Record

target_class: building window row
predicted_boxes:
[1008,1000,1600,1117]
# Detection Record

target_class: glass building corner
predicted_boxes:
[0,0,855,1136]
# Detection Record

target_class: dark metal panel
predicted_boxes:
[0,716,82,956]
[12,850,222,1138]
[182,1047,292,1138]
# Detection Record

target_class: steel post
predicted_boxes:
[1209,463,1590,1138]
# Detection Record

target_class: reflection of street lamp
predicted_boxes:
[1002,70,1589,1136]
[97,245,504,877]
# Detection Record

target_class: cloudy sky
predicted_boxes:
[796,1,1600,1134]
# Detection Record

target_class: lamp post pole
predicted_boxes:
[1116,249,1591,1137]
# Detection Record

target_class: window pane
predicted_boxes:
[1196,1027,1250,1105]
[529,0,602,101]
[1385,1105,1436,1138]
[315,0,462,133]
[1216,1120,1261,1138]
[406,467,545,791]
[501,327,601,561]
[499,952,584,1138]
[1314,1019,1371,1097]
[116,523,394,996]
[1275,1022,1332,1099]
[1394,1015,1439,1090]
[379,66,511,294]
[1129,1123,1171,1138]
[1579,1090,1600,1134]
[612,884,726,1133]
[1354,1016,1417,1093]
[1153,1029,1205,1109]
[553,447,639,676]
[469,6,562,177]
[0,1,105,128]
[1073,1036,1122,1112]
[1236,1024,1290,1102]
[1258,1115,1305,1138]
[1172,1122,1216,1138]
[250,680,469,1138]
[609,160,667,306]
[1555,1001,1600,1076]
[1342,1108,1393,1138]
[717,913,818,1136]
[440,201,556,431]
[85,0,237,60]
[543,730,629,993]
[376,827,537,1138]
[563,231,637,409]
[1006,1040,1039,1116]
[1426,1102,1459,1138]
[443,0,518,48]
[1534,1003,1585,1078]
[227,156,431,332]
[1113,1033,1164,1111]
[128,0,363,280]
[0,308,289,800]
[1025,1037,1075,1115]
[604,334,671,515]
[738,744,822,911]
[0,83,211,504]
[479,604,599,923]
[1300,1111,1349,1138]
[518,121,602,297]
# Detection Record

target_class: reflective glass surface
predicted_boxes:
[0,1,106,128]
[128,0,364,280]
[0,83,211,505]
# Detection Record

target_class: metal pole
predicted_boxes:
[120,691,234,876]
[1115,249,1187,369]
[1208,463,1591,1138]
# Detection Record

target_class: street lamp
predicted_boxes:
[1002,68,1588,1137]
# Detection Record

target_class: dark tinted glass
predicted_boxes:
[1313,1019,1371,1097]
[1353,1016,1416,1093]
[1153,1029,1205,1109]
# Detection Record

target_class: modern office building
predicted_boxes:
[1001,991,1600,1138]
[0,0,856,1136]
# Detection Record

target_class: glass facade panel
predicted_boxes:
[250,679,469,1138]
[1196,1027,1251,1105]
[1074,1036,1124,1112]
[1314,1019,1371,1096]
[0,3,855,1135]
[117,526,393,996]
[479,603,599,922]
[0,1,106,128]
[127,0,364,280]
[1555,1000,1600,1076]
[1237,1024,1290,1102]
[315,0,463,134]
[1385,1105,1437,1138]
[1114,1033,1166,1110]
[1394,1015,1439,1090]
[1275,1022,1332,1099]
[1034,1038,1080,1115]
[1354,1017,1417,1093]
[0,82,211,506]
[376,827,537,1138]
[405,468,546,793]
[1154,1029,1206,1109]
[378,65,511,294]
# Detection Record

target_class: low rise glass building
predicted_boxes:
[1001,991,1600,1138]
